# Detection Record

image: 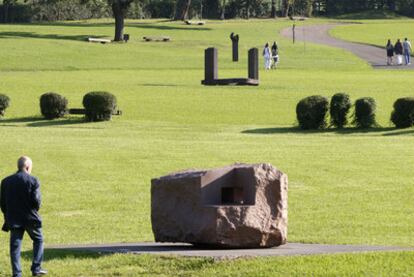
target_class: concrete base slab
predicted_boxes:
[47,242,414,259]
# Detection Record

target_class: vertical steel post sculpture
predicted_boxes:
[230,33,239,62]
[292,23,296,44]
[248,48,258,81]
[205,47,218,83]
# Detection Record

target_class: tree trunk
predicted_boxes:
[271,0,277,18]
[282,0,290,17]
[245,0,250,19]
[3,1,10,23]
[304,0,313,17]
[387,0,396,11]
[220,0,226,20]
[174,0,192,21]
[112,3,125,41]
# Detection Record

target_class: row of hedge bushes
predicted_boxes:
[0,92,117,122]
[296,93,414,130]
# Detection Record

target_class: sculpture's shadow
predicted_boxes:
[242,126,413,136]
[22,242,273,262]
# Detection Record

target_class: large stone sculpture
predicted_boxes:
[151,163,288,248]
[201,47,259,86]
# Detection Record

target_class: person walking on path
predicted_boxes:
[403,38,412,65]
[1,156,47,277]
[394,39,404,65]
[263,43,272,70]
[386,39,394,65]
[271,41,279,69]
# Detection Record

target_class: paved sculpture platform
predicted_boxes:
[280,24,414,70]
[46,242,413,259]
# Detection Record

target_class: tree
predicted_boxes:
[271,0,277,18]
[174,0,192,20]
[2,0,17,22]
[108,0,133,41]
[220,0,226,19]
[282,0,294,17]
[295,0,313,16]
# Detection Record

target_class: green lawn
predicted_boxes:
[331,19,414,48]
[0,18,413,276]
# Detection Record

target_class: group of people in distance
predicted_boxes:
[386,38,412,66]
[263,42,279,70]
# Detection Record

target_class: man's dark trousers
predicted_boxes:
[10,227,44,277]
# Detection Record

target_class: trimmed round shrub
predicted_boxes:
[353,97,377,128]
[40,92,68,120]
[83,91,117,122]
[0,94,10,118]
[391,97,414,128]
[330,93,351,128]
[296,95,329,130]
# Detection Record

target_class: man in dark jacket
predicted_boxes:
[1,157,47,277]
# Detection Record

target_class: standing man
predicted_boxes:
[403,38,412,65]
[1,156,47,277]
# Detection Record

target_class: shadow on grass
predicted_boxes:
[242,126,414,136]
[334,10,403,20]
[22,249,109,262]
[22,243,197,262]
[141,83,178,87]
[382,128,414,136]
[3,20,210,32]
[127,22,211,31]
[0,116,85,127]
[0,31,108,42]
[12,19,171,28]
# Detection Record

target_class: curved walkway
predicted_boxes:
[280,24,414,69]
[46,242,414,259]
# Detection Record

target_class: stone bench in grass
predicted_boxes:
[143,36,171,42]
[185,20,206,25]
[88,37,111,44]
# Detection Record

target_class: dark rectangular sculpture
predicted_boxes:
[230,33,239,62]
[202,47,259,86]
[248,48,259,80]
[204,47,218,82]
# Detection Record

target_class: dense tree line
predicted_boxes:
[1,0,414,24]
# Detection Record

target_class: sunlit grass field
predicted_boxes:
[0,18,413,276]
[331,19,414,48]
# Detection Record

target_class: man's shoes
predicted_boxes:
[32,269,48,276]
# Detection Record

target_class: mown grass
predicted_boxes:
[0,18,413,276]
[7,250,414,276]
[331,19,414,48]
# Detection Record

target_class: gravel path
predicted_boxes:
[280,23,414,69]
[46,242,414,259]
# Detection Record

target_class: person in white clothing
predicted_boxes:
[262,43,271,70]
[403,38,412,65]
